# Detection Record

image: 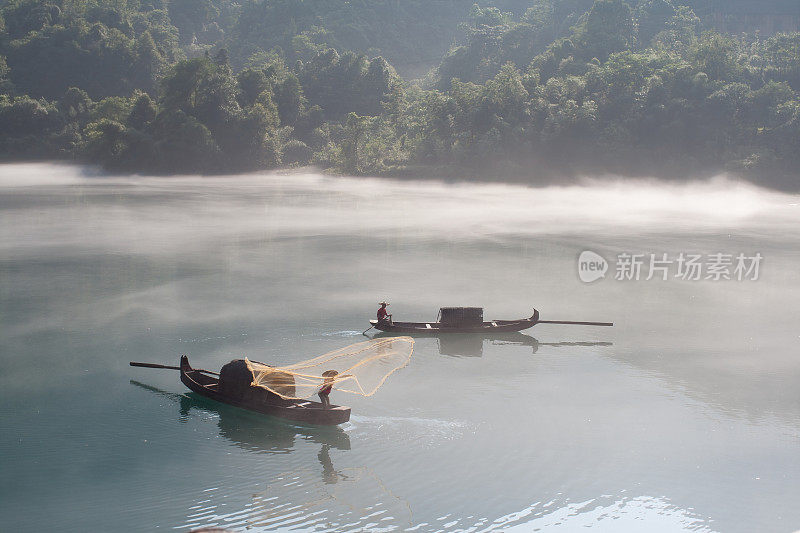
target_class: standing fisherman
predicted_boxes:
[318,370,338,409]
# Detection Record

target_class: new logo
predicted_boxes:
[578,250,608,283]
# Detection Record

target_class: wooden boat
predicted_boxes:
[370,307,613,333]
[371,308,538,333]
[130,379,352,450]
[179,355,351,426]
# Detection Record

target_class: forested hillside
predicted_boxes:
[1,0,799,189]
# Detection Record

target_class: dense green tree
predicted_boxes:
[340,112,370,172]
[127,92,156,130]
[83,118,129,167]
[59,87,91,120]
[273,72,305,126]
[1,0,62,40]
[229,0,531,76]
[0,54,9,92]
[692,31,741,81]
[168,0,221,45]
[282,138,313,165]
[650,5,701,53]
[298,49,399,120]
[148,109,219,172]
[0,94,65,158]
[1,1,181,99]
[577,0,634,61]
[469,4,512,28]
[636,0,676,46]
[747,81,795,129]
[0,95,60,136]
[0,0,799,189]
[435,1,596,88]
[160,56,238,131]
[236,68,270,108]
[763,33,800,90]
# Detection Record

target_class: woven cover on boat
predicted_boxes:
[245,337,414,400]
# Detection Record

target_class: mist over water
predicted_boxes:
[1,163,799,532]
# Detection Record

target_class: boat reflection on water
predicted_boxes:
[532,340,613,350]
[132,381,411,529]
[129,380,351,454]
[372,331,612,357]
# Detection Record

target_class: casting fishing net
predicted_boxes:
[245,337,414,400]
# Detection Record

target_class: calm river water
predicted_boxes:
[1,163,799,532]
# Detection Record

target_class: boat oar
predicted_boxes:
[536,320,614,327]
[362,325,374,335]
[130,361,180,370]
[129,361,219,375]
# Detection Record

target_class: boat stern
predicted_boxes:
[326,405,351,425]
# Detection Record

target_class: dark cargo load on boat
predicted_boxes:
[439,307,483,327]
[219,359,295,403]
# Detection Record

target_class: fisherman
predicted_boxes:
[318,370,338,409]
[377,301,392,323]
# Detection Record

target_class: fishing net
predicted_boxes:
[245,337,415,400]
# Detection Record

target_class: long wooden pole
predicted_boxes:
[130,361,180,370]
[129,361,219,375]
[536,320,614,326]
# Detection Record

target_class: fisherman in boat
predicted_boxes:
[318,370,338,409]
[377,301,392,323]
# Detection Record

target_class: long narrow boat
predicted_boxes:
[179,356,351,426]
[370,308,613,334]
